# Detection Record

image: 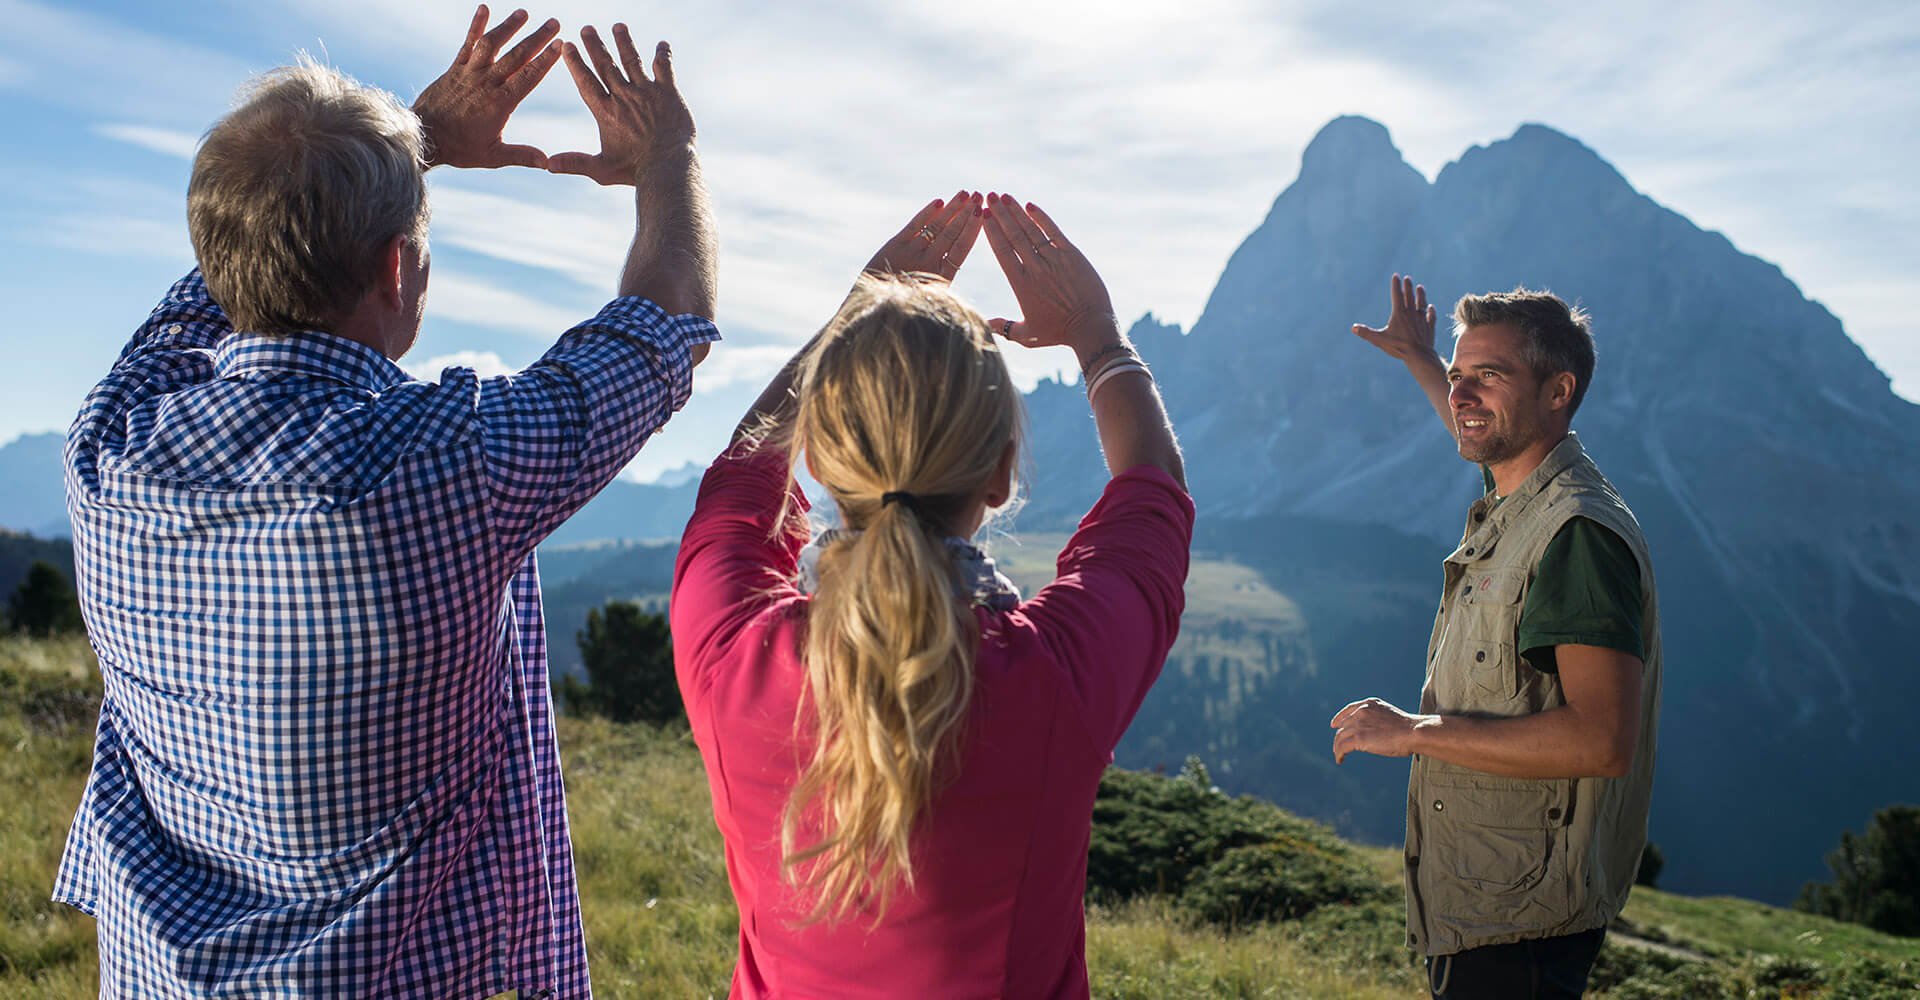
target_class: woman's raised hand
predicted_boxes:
[980,194,1118,359]
[864,191,984,282]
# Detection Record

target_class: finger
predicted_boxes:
[493,142,549,169]
[1001,196,1051,257]
[474,7,531,64]
[505,40,563,99]
[580,25,625,88]
[652,41,676,92]
[1331,698,1373,726]
[546,151,602,177]
[935,194,984,270]
[496,17,560,78]
[1024,201,1077,252]
[612,23,648,83]
[1414,283,1428,315]
[560,42,609,107]
[981,197,1029,275]
[893,197,945,245]
[454,5,489,66]
[1426,304,1438,329]
[985,318,1028,343]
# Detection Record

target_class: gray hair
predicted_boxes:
[1453,288,1597,415]
[187,58,429,335]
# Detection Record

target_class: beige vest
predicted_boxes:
[1404,433,1662,956]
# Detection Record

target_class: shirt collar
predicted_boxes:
[214,332,410,392]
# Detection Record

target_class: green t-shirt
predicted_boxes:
[1484,468,1645,674]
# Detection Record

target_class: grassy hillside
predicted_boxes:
[4,638,1916,997]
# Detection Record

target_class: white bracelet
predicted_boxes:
[1086,361,1151,404]
[1081,350,1140,388]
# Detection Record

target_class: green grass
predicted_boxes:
[4,637,1918,998]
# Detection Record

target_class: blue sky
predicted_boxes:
[2,0,1914,481]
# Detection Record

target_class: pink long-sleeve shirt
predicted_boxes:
[671,445,1194,999]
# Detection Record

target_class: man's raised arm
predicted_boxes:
[1352,273,1452,436]
[551,24,717,345]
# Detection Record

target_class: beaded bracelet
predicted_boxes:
[1079,342,1136,377]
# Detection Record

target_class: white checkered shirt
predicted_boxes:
[54,270,718,999]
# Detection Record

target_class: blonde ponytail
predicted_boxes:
[778,274,1023,924]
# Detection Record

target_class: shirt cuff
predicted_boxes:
[569,297,722,413]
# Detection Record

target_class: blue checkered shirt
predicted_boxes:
[54,271,718,999]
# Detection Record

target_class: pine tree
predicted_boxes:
[6,560,84,637]
[1796,805,1920,937]
[560,600,682,725]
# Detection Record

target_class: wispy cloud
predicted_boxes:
[426,270,594,339]
[95,123,200,160]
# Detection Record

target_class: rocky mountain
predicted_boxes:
[1016,116,1920,904]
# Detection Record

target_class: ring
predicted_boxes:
[1001,320,1014,337]
[917,226,937,243]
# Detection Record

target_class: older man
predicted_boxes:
[54,8,714,997]
[1332,277,1662,999]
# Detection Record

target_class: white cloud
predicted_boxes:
[403,349,515,381]
[95,123,200,160]
[688,343,794,392]
[425,270,596,339]
[5,0,1918,415]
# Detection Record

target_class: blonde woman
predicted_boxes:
[671,191,1190,998]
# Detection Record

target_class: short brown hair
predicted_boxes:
[187,59,428,335]
[1454,288,1597,415]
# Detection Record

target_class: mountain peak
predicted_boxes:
[1298,116,1401,178]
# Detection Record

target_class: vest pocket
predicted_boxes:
[1421,770,1573,924]
[1462,638,1517,702]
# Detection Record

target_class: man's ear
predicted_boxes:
[1546,371,1578,412]
[379,234,410,312]
[986,439,1017,508]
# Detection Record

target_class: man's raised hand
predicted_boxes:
[414,5,562,170]
[1352,274,1440,363]
[864,191,983,282]
[549,24,695,186]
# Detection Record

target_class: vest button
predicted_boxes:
[1465,547,1476,556]
[1463,585,1474,596]
[1474,512,1486,523]
[1548,807,1562,821]
[1474,650,1487,662]
[1433,799,1445,812]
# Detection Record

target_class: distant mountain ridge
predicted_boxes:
[0,432,69,538]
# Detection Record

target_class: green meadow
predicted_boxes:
[3,636,1916,998]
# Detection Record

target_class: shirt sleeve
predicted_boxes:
[112,270,233,366]
[70,271,232,456]
[670,443,810,675]
[1518,516,1645,673]
[1015,467,1195,753]
[473,297,720,552]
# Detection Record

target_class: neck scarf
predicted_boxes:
[795,529,1022,611]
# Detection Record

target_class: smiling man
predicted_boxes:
[1332,276,1663,999]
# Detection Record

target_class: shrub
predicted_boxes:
[1182,835,1391,927]
[1637,840,1665,888]
[1088,757,1392,929]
